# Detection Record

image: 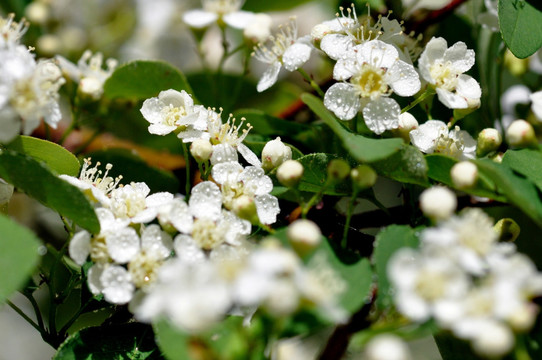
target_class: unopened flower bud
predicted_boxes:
[190,139,213,162]
[327,159,350,182]
[37,34,62,56]
[25,2,49,24]
[350,165,377,190]
[287,219,321,256]
[507,304,537,332]
[261,137,292,172]
[506,119,537,148]
[311,23,331,42]
[419,186,456,221]
[244,13,272,44]
[393,112,418,142]
[364,334,412,360]
[504,50,529,77]
[450,161,478,189]
[233,195,259,224]
[471,322,514,358]
[453,97,481,120]
[477,128,502,156]
[79,77,103,100]
[277,160,303,187]
[493,218,520,242]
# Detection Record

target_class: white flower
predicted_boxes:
[530,90,542,121]
[388,246,471,323]
[323,40,420,134]
[108,182,173,223]
[132,258,233,332]
[56,50,117,100]
[204,108,260,166]
[477,0,498,32]
[422,208,498,275]
[0,14,28,48]
[182,0,254,30]
[243,13,272,43]
[212,162,280,225]
[418,37,481,109]
[253,17,312,92]
[140,89,207,138]
[409,120,476,159]
[59,158,123,206]
[364,334,412,360]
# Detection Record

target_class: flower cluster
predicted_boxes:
[389,203,542,357]
[0,14,64,143]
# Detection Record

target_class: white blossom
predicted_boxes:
[182,0,254,30]
[108,182,173,223]
[140,89,207,138]
[418,37,481,109]
[253,17,312,92]
[323,40,420,134]
[409,120,476,160]
[212,162,280,225]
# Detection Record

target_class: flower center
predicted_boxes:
[429,61,458,91]
[415,270,447,301]
[202,0,243,15]
[192,218,224,250]
[162,104,188,127]
[128,252,163,288]
[351,64,389,100]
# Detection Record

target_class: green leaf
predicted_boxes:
[426,154,507,202]
[0,215,41,304]
[373,225,419,310]
[0,150,99,233]
[296,153,352,195]
[371,145,429,186]
[311,239,373,313]
[301,93,403,163]
[54,323,161,360]
[502,149,542,192]
[103,60,193,100]
[234,109,315,143]
[475,158,542,227]
[6,135,80,176]
[243,0,325,12]
[84,149,179,193]
[152,319,192,360]
[499,0,542,58]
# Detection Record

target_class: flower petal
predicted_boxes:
[387,60,421,97]
[257,61,281,92]
[282,42,312,72]
[238,143,262,167]
[224,11,254,29]
[106,227,140,264]
[444,41,475,73]
[69,231,91,266]
[141,224,173,258]
[189,181,223,220]
[323,83,360,121]
[436,88,468,109]
[320,34,354,61]
[101,265,135,304]
[409,120,448,153]
[362,98,401,134]
[182,9,217,29]
[255,194,280,225]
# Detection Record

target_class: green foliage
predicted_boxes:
[84,149,179,193]
[6,135,80,176]
[426,154,507,201]
[502,148,542,192]
[308,238,373,313]
[296,153,351,195]
[0,214,41,304]
[103,60,193,100]
[54,323,161,360]
[301,93,403,163]
[373,225,419,310]
[475,158,542,227]
[371,145,429,187]
[499,0,542,59]
[0,150,100,233]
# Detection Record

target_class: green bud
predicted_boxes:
[476,128,502,157]
[277,160,303,188]
[327,159,350,182]
[494,218,520,242]
[350,165,377,190]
